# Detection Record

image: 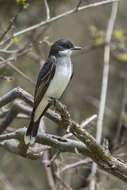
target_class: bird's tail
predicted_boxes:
[24,103,50,145]
[24,118,40,145]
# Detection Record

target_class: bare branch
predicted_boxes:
[97,0,118,142]
[0,138,43,160]
[63,114,97,139]
[7,61,35,85]
[0,87,62,126]
[50,99,127,183]
[75,0,82,11]
[0,54,35,85]
[0,87,33,108]
[80,114,97,128]
[0,101,31,133]
[60,157,92,174]
[90,2,119,189]
[0,0,117,45]
[43,151,56,190]
[44,0,50,20]
[0,6,22,42]
[0,128,89,157]
[55,173,73,190]
[0,94,127,182]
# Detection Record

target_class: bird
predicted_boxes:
[24,39,81,145]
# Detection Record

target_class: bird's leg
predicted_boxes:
[48,97,59,107]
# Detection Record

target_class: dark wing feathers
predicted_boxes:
[34,56,56,111]
[25,56,56,139]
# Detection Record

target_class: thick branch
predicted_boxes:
[0,87,33,108]
[0,87,64,127]
[0,101,31,133]
[0,88,127,182]
[53,99,127,183]
[0,128,90,158]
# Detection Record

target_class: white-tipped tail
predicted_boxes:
[24,133,36,145]
[24,134,30,145]
[30,136,36,145]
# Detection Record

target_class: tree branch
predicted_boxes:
[59,157,92,174]
[0,87,33,108]
[90,2,119,189]
[44,0,50,20]
[43,151,56,190]
[0,128,89,158]
[0,101,31,133]
[50,99,127,183]
[0,88,127,182]
[0,0,117,46]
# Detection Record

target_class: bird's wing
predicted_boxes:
[33,56,56,111]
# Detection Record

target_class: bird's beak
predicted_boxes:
[71,46,82,50]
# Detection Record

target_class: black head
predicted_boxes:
[49,39,81,57]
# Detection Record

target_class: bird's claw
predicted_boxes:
[49,97,59,106]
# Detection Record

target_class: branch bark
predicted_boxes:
[0,128,89,159]
[0,88,127,183]
[50,99,127,183]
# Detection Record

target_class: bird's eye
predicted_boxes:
[65,44,71,49]
[67,45,70,48]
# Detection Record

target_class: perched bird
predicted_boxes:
[24,39,81,145]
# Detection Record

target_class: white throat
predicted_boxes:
[59,49,72,57]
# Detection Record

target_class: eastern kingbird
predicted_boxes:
[24,39,81,145]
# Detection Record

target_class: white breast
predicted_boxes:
[46,57,72,98]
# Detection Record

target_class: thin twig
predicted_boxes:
[75,0,82,11]
[80,114,97,128]
[39,117,56,190]
[60,157,92,174]
[0,0,117,45]
[0,56,35,85]
[55,173,73,190]
[0,42,35,85]
[7,61,35,85]
[43,151,56,190]
[0,6,23,42]
[44,0,50,20]
[90,2,119,190]
[63,114,97,139]
[0,49,18,54]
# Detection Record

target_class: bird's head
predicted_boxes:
[49,39,81,57]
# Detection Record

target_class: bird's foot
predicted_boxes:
[49,97,59,106]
